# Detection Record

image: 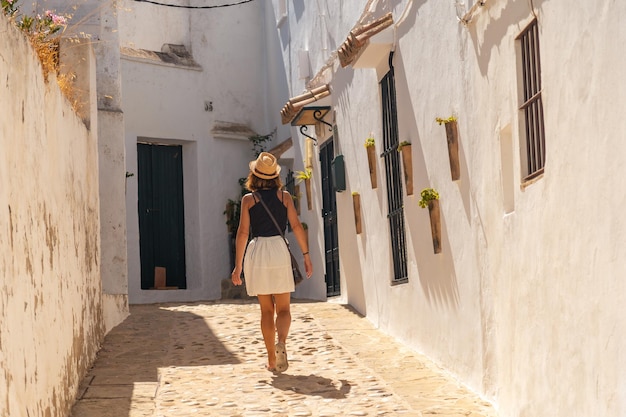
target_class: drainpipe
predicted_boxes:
[392,0,414,51]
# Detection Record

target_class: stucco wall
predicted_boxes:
[0,19,103,417]
[43,0,131,333]
[119,0,281,303]
[272,0,626,416]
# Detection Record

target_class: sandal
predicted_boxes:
[275,342,289,373]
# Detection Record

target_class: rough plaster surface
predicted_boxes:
[0,18,104,417]
[270,1,626,416]
[119,0,287,304]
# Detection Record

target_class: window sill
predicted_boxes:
[391,278,409,286]
[521,168,544,189]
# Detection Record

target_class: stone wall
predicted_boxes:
[0,18,104,417]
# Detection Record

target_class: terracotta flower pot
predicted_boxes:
[366,146,377,189]
[294,184,301,215]
[428,199,442,254]
[305,178,312,210]
[444,121,460,181]
[400,144,413,195]
[352,193,362,234]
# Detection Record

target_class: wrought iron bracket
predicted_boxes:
[299,125,317,143]
[291,106,332,145]
[312,108,333,131]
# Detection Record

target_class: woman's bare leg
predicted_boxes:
[273,293,291,372]
[273,293,291,344]
[257,294,276,369]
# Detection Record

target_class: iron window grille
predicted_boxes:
[517,18,546,180]
[380,52,408,283]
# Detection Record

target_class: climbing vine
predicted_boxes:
[224,129,276,232]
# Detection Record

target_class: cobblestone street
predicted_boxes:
[70,301,497,417]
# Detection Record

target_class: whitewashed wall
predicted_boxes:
[0,19,103,417]
[119,0,288,303]
[271,0,626,416]
[43,0,131,333]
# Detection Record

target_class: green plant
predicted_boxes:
[436,116,457,125]
[397,141,411,151]
[1,0,18,16]
[418,188,440,208]
[16,10,68,39]
[248,129,276,157]
[295,167,312,182]
[2,0,72,88]
[364,136,375,148]
[224,130,278,230]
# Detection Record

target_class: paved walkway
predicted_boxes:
[70,300,497,417]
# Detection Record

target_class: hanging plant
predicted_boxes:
[435,116,457,125]
[436,116,461,181]
[294,167,312,181]
[418,188,440,208]
[364,135,377,189]
[419,188,442,254]
[295,167,313,210]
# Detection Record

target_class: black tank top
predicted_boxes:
[249,188,288,238]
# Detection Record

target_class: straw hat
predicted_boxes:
[249,152,281,179]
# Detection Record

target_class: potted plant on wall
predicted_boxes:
[364,135,377,189]
[295,167,313,210]
[352,192,362,234]
[419,187,442,254]
[397,141,413,195]
[436,116,460,181]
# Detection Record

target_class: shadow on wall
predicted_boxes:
[340,177,367,316]
[292,0,305,22]
[392,52,460,311]
[457,133,472,224]
[467,0,532,77]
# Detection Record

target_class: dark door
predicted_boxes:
[137,143,187,289]
[320,138,340,296]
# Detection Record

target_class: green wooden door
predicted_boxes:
[137,143,187,289]
[320,138,340,296]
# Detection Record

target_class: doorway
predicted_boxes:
[137,143,187,289]
[319,138,340,296]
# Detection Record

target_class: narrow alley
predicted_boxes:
[70,300,497,417]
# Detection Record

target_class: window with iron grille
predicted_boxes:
[380,52,408,283]
[517,18,546,180]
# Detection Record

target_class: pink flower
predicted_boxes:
[52,14,67,25]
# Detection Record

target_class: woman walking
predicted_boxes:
[231,152,313,372]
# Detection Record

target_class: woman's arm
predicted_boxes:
[231,193,252,286]
[283,190,313,278]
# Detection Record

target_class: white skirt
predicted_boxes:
[244,236,295,296]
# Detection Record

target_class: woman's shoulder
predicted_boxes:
[278,189,293,200]
[241,193,256,206]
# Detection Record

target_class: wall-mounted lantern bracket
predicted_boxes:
[299,125,317,143]
[291,106,332,144]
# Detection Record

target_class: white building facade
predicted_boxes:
[269,0,626,416]
[31,0,625,415]
[117,0,302,303]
